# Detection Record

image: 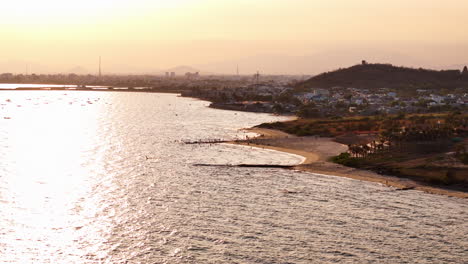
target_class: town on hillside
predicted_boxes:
[1,62,467,117]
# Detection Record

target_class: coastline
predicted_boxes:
[236,128,319,164]
[232,128,468,199]
[5,88,466,198]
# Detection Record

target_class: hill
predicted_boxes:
[297,63,468,91]
[66,66,89,74]
[163,65,201,75]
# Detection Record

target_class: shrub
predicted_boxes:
[459,153,468,165]
[331,152,362,167]
[332,152,351,163]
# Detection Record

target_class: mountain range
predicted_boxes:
[1,47,467,75]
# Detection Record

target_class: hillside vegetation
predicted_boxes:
[297,63,468,90]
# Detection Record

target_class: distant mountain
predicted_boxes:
[66,66,89,74]
[163,65,200,75]
[297,63,468,90]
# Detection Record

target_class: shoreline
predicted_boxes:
[6,88,466,198]
[232,128,468,199]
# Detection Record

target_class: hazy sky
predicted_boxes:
[1,0,468,74]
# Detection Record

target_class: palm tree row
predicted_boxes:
[347,114,467,158]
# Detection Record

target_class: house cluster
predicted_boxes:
[424,93,468,106]
[294,88,329,102]
[181,82,468,115]
[181,83,292,112]
[293,86,468,116]
[2,71,466,116]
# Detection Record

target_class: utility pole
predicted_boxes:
[236,65,239,76]
[99,56,102,77]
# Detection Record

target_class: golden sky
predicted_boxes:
[1,0,468,74]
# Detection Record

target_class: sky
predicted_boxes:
[1,0,468,74]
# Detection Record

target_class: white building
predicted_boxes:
[313,88,330,96]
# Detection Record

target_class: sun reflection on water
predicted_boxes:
[0,92,111,262]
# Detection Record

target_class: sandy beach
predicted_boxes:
[233,128,468,199]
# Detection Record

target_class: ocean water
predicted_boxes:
[0,83,104,89]
[0,91,466,263]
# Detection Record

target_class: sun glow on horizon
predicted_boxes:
[2,0,192,21]
[3,0,130,22]
[1,0,467,74]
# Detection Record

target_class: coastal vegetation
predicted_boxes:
[259,113,468,187]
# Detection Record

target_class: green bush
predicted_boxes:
[297,129,311,136]
[332,152,350,163]
[331,152,361,166]
[459,153,468,165]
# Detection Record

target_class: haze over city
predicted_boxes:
[2,0,468,74]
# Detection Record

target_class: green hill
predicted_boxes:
[297,63,468,91]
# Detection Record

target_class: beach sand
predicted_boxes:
[232,128,468,199]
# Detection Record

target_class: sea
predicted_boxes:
[0,88,466,263]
